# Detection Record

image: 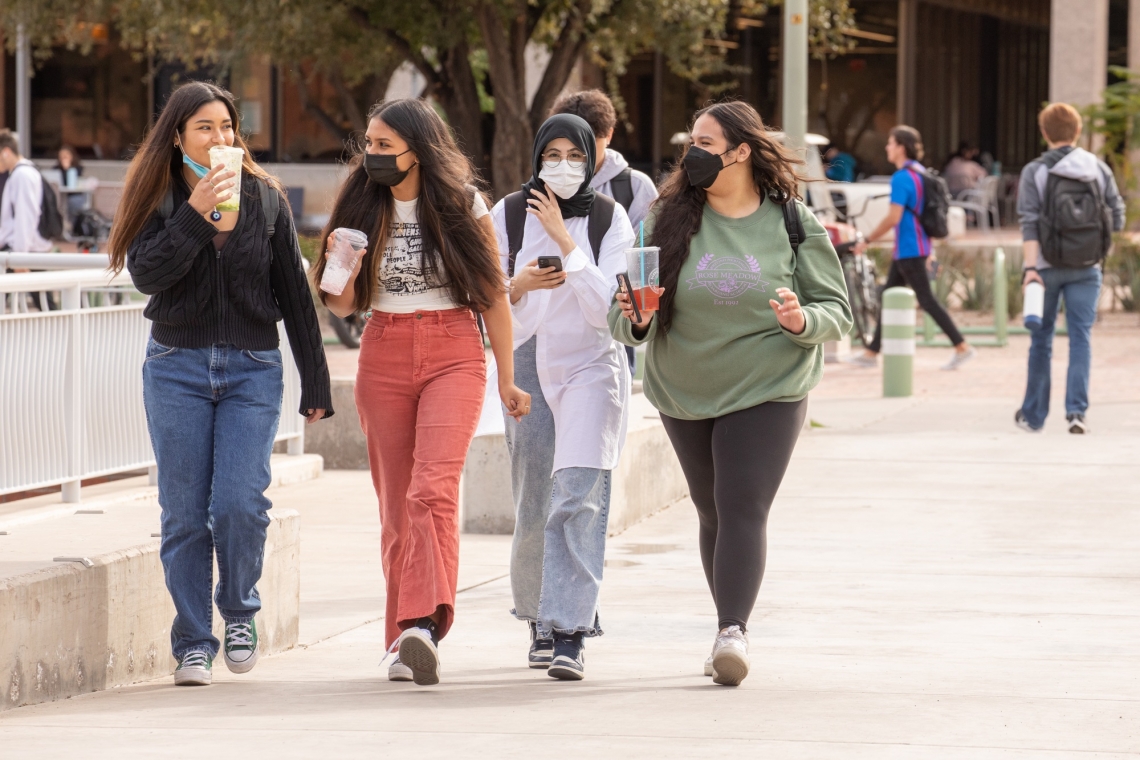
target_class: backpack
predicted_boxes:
[158,176,280,237]
[1038,154,1113,268]
[12,163,64,241]
[609,167,634,213]
[904,165,950,239]
[505,191,616,275]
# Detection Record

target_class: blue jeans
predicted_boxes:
[504,337,610,638]
[142,339,284,659]
[1020,266,1102,430]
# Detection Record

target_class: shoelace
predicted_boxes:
[378,637,401,667]
[181,651,209,669]
[226,622,254,649]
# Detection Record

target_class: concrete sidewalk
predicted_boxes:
[1,393,1137,757]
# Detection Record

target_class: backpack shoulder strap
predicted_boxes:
[610,167,634,212]
[159,188,175,220]
[256,178,279,238]
[588,194,616,264]
[504,191,528,276]
[781,199,805,256]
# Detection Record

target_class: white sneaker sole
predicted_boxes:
[173,666,212,686]
[547,657,584,681]
[711,649,749,686]
[704,657,714,677]
[398,634,440,686]
[224,647,259,674]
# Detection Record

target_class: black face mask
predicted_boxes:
[364,149,416,186]
[683,145,735,189]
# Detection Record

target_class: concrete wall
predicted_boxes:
[1050,0,1110,107]
[0,510,300,711]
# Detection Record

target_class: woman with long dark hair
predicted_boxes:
[315,98,529,686]
[108,81,332,687]
[610,101,851,686]
[495,114,634,681]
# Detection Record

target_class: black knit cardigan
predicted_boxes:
[127,175,333,418]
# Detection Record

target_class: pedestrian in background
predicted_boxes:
[316,98,529,686]
[107,81,333,687]
[550,89,658,375]
[852,125,975,370]
[495,113,634,680]
[1014,102,1123,434]
[0,129,57,311]
[611,101,852,686]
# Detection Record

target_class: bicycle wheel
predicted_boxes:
[844,255,880,347]
[329,312,365,349]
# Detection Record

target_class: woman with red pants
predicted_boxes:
[315,99,529,685]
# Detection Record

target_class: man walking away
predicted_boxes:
[0,129,56,311]
[1015,103,1124,435]
[550,90,659,374]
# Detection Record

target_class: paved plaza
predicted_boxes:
[2,322,1138,757]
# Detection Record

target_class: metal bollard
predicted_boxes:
[881,286,916,397]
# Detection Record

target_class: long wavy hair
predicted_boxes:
[108,81,278,273]
[651,101,804,332]
[312,99,502,313]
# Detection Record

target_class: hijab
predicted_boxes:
[521,113,597,219]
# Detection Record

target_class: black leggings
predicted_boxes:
[660,399,807,631]
[868,256,964,352]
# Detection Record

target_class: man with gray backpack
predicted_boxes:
[1015,103,1124,434]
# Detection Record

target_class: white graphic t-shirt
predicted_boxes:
[372,193,490,312]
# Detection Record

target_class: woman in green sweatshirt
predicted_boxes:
[610,101,852,686]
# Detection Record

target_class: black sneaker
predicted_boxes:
[1067,413,1089,434]
[547,632,585,681]
[529,622,554,669]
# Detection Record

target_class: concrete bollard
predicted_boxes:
[881,286,916,397]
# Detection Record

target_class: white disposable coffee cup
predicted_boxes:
[320,228,369,296]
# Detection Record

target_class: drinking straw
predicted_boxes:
[639,221,645,284]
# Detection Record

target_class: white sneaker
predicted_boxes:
[941,346,976,370]
[223,620,259,674]
[173,651,213,686]
[388,657,413,682]
[703,655,714,677]
[711,625,750,686]
[397,627,440,686]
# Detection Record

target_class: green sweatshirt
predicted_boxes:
[609,199,852,420]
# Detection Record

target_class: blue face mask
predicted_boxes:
[180,145,210,178]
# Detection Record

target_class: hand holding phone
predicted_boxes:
[615,273,643,324]
[536,256,564,272]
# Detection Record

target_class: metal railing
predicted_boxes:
[0,259,304,503]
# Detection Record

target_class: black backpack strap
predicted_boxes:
[610,167,634,212]
[505,191,527,276]
[257,178,279,238]
[587,194,616,264]
[781,199,805,256]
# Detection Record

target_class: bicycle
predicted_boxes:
[822,193,887,347]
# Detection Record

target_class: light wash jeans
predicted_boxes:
[142,339,283,659]
[504,337,610,638]
[1020,266,1102,430]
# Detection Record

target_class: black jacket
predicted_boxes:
[127,175,333,417]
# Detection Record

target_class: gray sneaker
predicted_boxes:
[941,346,976,370]
[1067,414,1089,434]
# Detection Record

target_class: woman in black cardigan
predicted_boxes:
[108,82,332,687]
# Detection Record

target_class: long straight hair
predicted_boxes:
[108,81,279,273]
[312,99,503,313]
[651,101,804,332]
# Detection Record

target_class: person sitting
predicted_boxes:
[55,145,87,222]
[824,145,857,183]
[942,141,987,197]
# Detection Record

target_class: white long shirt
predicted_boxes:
[0,160,51,253]
[492,199,635,473]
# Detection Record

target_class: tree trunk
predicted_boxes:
[477,1,533,199]
[437,41,488,175]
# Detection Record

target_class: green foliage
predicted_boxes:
[808,0,857,60]
[1107,234,1140,312]
[1083,66,1140,225]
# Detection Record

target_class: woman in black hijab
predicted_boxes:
[491,113,635,681]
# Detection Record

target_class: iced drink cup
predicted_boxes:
[208,145,245,212]
[320,228,369,296]
[626,246,662,312]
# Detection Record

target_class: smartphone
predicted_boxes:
[536,256,564,272]
[615,273,642,324]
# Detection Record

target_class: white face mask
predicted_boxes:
[539,160,587,200]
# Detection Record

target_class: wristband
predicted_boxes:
[1023,266,1037,272]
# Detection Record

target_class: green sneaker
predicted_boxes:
[223,619,260,674]
[174,651,213,686]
